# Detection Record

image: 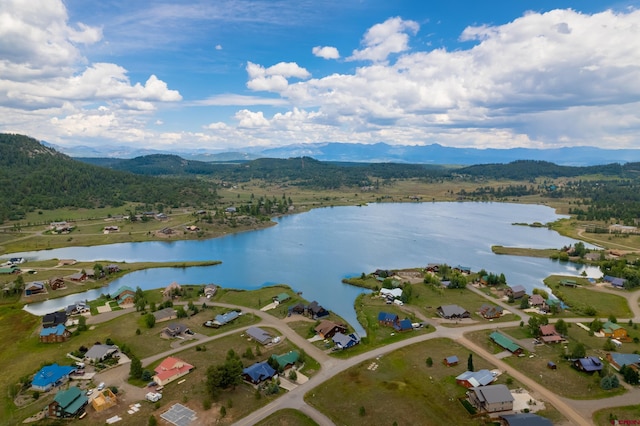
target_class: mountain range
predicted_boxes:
[41,141,640,166]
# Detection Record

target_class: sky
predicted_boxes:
[2,0,640,152]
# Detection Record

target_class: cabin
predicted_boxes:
[246,326,273,345]
[48,386,88,418]
[242,362,276,384]
[478,304,503,319]
[456,369,496,388]
[444,355,459,367]
[489,331,523,355]
[573,357,603,374]
[467,384,514,413]
[332,332,360,350]
[437,305,470,319]
[25,282,46,296]
[307,301,329,319]
[49,277,66,290]
[600,321,629,341]
[606,353,640,371]
[603,275,626,288]
[270,351,299,371]
[539,324,564,344]
[499,414,553,426]
[153,357,194,386]
[315,320,347,339]
[40,324,72,343]
[378,312,399,327]
[506,285,526,300]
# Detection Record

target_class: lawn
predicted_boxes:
[543,276,633,318]
[306,337,560,426]
[593,404,640,426]
[255,409,319,426]
[215,285,305,316]
[466,327,627,399]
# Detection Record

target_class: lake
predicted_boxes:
[13,202,600,334]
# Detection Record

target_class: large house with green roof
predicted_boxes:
[271,351,299,371]
[489,331,523,355]
[600,321,629,341]
[47,386,88,418]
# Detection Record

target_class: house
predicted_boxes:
[156,213,168,220]
[25,282,46,296]
[528,294,546,309]
[456,369,496,388]
[467,384,514,413]
[603,275,627,288]
[270,351,299,371]
[162,323,192,338]
[84,344,118,363]
[489,331,523,355]
[273,292,291,304]
[332,332,360,350]
[163,282,182,298]
[499,413,553,426]
[153,307,178,323]
[65,302,89,316]
[601,321,629,341]
[395,318,413,332]
[31,364,76,392]
[246,326,273,345]
[91,388,117,412]
[153,356,194,386]
[380,288,403,300]
[478,304,503,319]
[289,303,305,315]
[444,355,459,366]
[42,311,67,328]
[40,324,71,343]
[103,225,120,232]
[437,304,470,319]
[539,324,564,344]
[57,259,76,266]
[68,272,86,282]
[425,264,440,273]
[85,269,95,279]
[208,311,240,327]
[573,356,603,374]
[454,265,472,274]
[0,265,20,274]
[106,264,120,273]
[315,320,347,339]
[48,386,88,418]
[307,301,329,319]
[111,286,135,306]
[204,284,217,298]
[49,277,66,290]
[378,312,399,327]
[242,362,276,384]
[606,353,640,371]
[506,285,526,299]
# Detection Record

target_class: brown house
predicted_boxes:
[49,277,66,290]
[314,320,347,339]
[40,324,71,343]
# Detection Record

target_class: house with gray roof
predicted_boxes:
[437,304,470,319]
[467,384,514,413]
[332,332,360,350]
[153,307,177,323]
[84,344,118,363]
[456,369,496,388]
[246,326,273,345]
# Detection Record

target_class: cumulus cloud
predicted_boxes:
[246,61,310,92]
[312,46,340,59]
[0,0,181,144]
[349,17,419,62]
[235,109,270,128]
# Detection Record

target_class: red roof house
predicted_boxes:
[153,357,194,386]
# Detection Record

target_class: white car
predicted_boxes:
[86,389,93,396]
[97,382,105,391]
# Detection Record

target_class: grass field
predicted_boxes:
[255,409,320,426]
[306,337,562,426]
[465,327,628,400]
[593,404,640,425]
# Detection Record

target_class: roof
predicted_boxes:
[32,364,75,388]
[529,294,545,305]
[315,320,344,335]
[271,351,299,369]
[243,362,276,383]
[395,318,413,331]
[214,311,240,325]
[246,326,272,344]
[470,384,514,404]
[40,323,68,337]
[575,356,603,372]
[84,344,118,361]
[111,285,134,298]
[602,321,623,333]
[489,331,522,353]
[438,304,469,317]
[604,275,626,287]
[445,355,459,364]
[154,357,194,382]
[43,311,67,326]
[539,324,558,336]
[153,307,177,321]
[609,353,640,367]
[332,332,360,348]
[380,288,403,298]
[456,369,495,387]
[500,413,553,426]
[53,386,87,414]
[274,292,290,302]
[510,285,526,293]
[377,312,399,322]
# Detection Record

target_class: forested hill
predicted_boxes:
[77,155,450,185]
[0,134,219,222]
[457,160,640,180]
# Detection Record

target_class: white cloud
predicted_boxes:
[312,46,340,59]
[193,94,288,106]
[349,17,419,62]
[235,109,270,128]
[246,61,310,93]
[215,44,222,50]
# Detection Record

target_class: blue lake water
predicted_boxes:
[13,202,601,335]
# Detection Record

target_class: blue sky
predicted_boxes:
[1,0,640,152]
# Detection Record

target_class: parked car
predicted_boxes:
[97,382,105,391]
